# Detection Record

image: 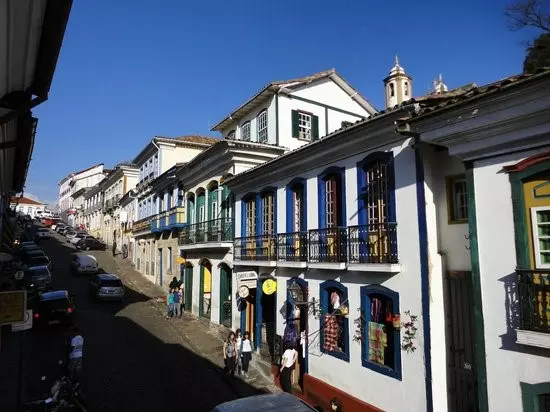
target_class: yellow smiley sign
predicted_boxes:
[262,279,277,295]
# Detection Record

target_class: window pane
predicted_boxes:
[538,224,550,237]
[368,294,395,369]
[537,210,550,223]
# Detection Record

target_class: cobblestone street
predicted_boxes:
[0,231,277,412]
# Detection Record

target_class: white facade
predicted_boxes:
[213,69,377,152]
[10,197,45,218]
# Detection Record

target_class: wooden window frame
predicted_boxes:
[261,193,275,235]
[530,206,550,269]
[245,199,256,237]
[446,174,469,224]
[257,110,268,143]
[241,122,251,141]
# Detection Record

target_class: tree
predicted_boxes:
[505,0,550,32]
[523,33,550,72]
[505,0,550,72]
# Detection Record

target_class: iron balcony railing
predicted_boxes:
[234,234,277,261]
[133,216,152,233]
[277,232,308,262]
[517,269,550,333]
[348,223,398,264]
[179,218,233,246]
[309,227,348,263]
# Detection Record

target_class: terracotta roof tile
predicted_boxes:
[10,196,43,205]
[174,135,219,145]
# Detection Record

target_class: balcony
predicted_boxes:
[347,223,400,272]
[179,218,233,249]
[151,207,186,233]
[133,216,152,234]
[277,232,308,268]
[234,223,400,272]
[516,269,550,348]
[234,234,277,266]
[308,227,348,269]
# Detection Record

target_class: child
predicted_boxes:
[240,331,254,378]
[173,287,181,318]
[165,288,174,319]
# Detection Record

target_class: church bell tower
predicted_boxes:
[383,56,413,109]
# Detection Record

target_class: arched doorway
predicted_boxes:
[180,261,193,312]
[219,263,232,327]
[199,259,212,319]
[286,277,309,390]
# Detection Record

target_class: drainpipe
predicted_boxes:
[395,120,434,412]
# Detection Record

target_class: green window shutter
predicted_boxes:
[312,115,319,141]
[291,110,299,138]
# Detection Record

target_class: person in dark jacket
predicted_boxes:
[169,277,179,289]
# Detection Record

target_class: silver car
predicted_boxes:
[89,273,124,301]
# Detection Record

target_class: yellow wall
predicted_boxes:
[523,173,550,268]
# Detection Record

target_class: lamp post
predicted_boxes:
[288,280,317,316]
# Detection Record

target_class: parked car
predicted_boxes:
[70,253,99,275]
[20,241,37,247]
[36,228,52,239]
[211,394,317,412]
[22,249,46,260]
[23,265,53,292]
[65,231,78,240]
[76,238,106,251]
[89,274,124,301]
[23,255,53,272]
[33,290,75,328]
[70,233,94,245]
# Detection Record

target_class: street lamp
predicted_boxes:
[288,280,317,316]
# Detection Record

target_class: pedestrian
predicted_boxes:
[173,287,181,318]
[223,331,238,376]
[179,283,185,313]
[112,241,117,257]
[67,326,84,381]
[169,276,179,289]
[235,329,242,375]
[165,288,174,319]
[240,331,254,378]
[279,342,298,393]
[122,244,128,259]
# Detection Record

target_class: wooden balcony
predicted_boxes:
[179,218,232,249]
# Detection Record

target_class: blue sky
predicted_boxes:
[27,0,538,204]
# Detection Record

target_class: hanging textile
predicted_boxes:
[284,323,298,344]
[330,291,341,309]
[323,314,342,352]
[368,321,387,364]
[371,297,382,323]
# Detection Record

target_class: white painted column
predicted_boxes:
[204,188,209,222]
[217,187,223,220]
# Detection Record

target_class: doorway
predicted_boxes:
[219,264,232,328]
[241,289,256,341]
[287,277,308,390]
[158,248,163,286]
[445,271,478,412]
[182,264,193,312]
[256,277,277,362]
[199,259,212,319]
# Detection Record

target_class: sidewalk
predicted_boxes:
[111,254,281,397]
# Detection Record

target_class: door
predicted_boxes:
[219,265,232,327]
[446,271,478,412]
[158,248,163,286]
[184,265,193,312]
[199,261,212,319]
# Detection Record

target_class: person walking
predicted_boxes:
[235,329,242,375]
[169,276,179,289]
[279,342,298,393]
[112,241,117,257]
[240,331,254,378]
[67,326,84,381]
[223,331,238,376]
[173,287,181,318]
[165,288,174,319]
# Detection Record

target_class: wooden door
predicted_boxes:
[446,271,478,412]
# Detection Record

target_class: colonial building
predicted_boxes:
[403,68,550,412]
[58,163,107,225]
[119,189,137,261]
[10,196,45,218]
[71,187,90,228]
[99,162,138,248]
[222,60,466,411]
[133,135,218,283]
[82,183,105,238]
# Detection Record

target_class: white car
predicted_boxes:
[70,253,99,275]
[70,234,94,245]
[36,228,51,239]
[65,231,78,240]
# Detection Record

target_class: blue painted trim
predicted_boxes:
[240,305,246,332]
[360,285,402,380]
[287,277,308,373]
[415,145,433,412]
[255,277,263,349]
[286,178,307,232]
[317,167,346,228]
[319,280,350,362]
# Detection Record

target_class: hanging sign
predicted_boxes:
[238,285,250,299]
[0,291,26,324]
[176,256,186,265]
[236,271,258,281]
[262,279,277,295]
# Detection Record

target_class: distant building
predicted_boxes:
[10,196,45,218]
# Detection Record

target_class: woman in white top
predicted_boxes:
[279,342,298,393]
[235,329,242,375]
[239,331,254,377]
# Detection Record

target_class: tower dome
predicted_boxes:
[383,56,413,109]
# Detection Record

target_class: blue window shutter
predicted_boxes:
[356,164,367,227]
[240,200,246,237]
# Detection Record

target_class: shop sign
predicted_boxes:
[239,279,257,289]
[236,271,257,281]
[0,291,26,324]
[238,285,250,298]
[176,256,186,265]
[262,279,277,295]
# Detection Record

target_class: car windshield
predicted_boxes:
[100,279,122,287]
[26,268,50,278]
[40,298,69,311]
